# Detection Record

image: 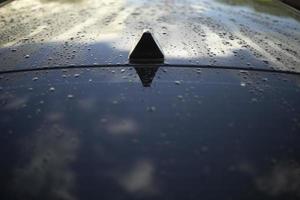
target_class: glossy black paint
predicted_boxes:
[0,67,299,200]
[0,0,300,199]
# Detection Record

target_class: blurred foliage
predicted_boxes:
[217,0,299,17]
[0,0,9,4]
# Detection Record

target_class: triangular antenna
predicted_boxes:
[129,30,164,64]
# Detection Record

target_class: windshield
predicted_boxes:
[0,0,300,73]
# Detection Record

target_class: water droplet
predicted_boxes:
[147,106,156,112]
[201,146,208,152]
[174,80,181,85]
[32,77,39,81]
[251,97,258,102]
[239,70,249,74]
[263,60,269,64]
[74,74,80,78]
[100,118,108,123]
[67,94,74,99]
[49,87,55,92]
[240,82,246,87]
[24,55,30,58]
[177,95,184,99]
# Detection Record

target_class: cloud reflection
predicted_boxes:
[255,163,300,197]
[117,160,158,195]
[1,95,29,110]
[77,97,97,112]
[12,123,79,200]
[106,118,139,135]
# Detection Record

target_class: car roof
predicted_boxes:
[0,66,300,199]
[1,1,300,199]
[0,0,300,73]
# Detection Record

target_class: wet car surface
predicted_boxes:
[0,0,300,71]
[1,0,300,200]
[0,67,300,199]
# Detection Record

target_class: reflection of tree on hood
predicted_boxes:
[217,0,299,18]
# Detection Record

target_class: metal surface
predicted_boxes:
[1,1,300,199]
[0,0,300,72]
[0,67,300,199]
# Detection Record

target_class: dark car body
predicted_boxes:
[0,0,300,200]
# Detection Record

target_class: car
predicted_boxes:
[0,0,300,200]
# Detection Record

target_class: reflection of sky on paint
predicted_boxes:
[236,160,300,197]
[77,97,98,112]
[12,121,79,200]
[0,2,300,198]
[106,118,139,135]
[0,66,300,199]
[117,160,158,195]
[45,111,65,121]
[255,163,300,197]
[0,94,29,110]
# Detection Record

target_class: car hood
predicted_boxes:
[0,0,300,72]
